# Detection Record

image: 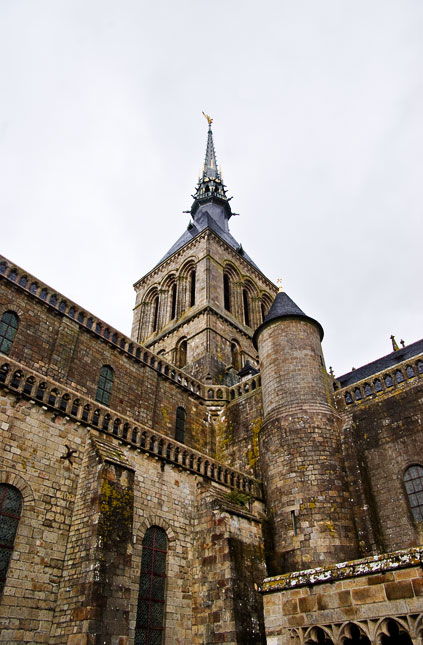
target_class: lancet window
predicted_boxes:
[0,311,19,356]
[404,464,423,521]
[175,406,186,443]
[178,339,187,368]
[0,485,23,594]
[170,283,177,320]
[231,341,241,371]
[242,289,250,327]
[95,365,114,406]
[223,274,231,312]
[189,269,196,307]
[152,295,159,332]
[135,526,168,644]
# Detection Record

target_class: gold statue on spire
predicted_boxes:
[202,111,213,125]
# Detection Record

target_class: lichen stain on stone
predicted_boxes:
[98,468,134,554]
[262,545,423,593]
[161,406,169,426]
[247,417,262,471]
[325,521,336,537]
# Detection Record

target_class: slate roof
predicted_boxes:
[253,290,324,348]
[157,204,260,270]
[337,339,423,388]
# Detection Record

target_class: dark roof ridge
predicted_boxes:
[338,338,423,387]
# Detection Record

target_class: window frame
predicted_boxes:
[135,526,168,644]
[0,484,23,594]
[175,406,186,444]
[95,365,114,407]
[0,311,19,356]
[404,464,423,522]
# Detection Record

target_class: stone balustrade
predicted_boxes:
[334,355,423,410]
[0,356,262,499]
[205,373,262,402]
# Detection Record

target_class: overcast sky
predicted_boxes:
[1,1,422,376]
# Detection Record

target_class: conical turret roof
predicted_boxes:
[253,290,324,348]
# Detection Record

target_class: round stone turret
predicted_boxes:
[254,291,358,574]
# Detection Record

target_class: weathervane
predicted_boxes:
[202,111,213,125]
[276,278,283,292]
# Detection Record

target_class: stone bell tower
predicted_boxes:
[253,287,358,573]
[131,116,276,382]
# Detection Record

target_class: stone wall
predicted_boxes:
[339,373,423,556]
[0,382,266,644]
[262,547,423,644]
[0,391,84,644]
[0,275,211,453]
[220,387,263,478]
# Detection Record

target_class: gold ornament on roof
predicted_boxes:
[276,278,283,292]
[202,111,213,125]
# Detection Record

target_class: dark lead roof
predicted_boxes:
[338,338,423,387]
[253,290,324,348]
[158,202,259,269]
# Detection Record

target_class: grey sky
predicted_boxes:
[1,1,422,376]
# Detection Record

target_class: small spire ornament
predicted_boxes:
[276,278,283,293]
[202,111,213,125]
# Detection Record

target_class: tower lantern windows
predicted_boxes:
[170,283,177,320]
[189,270,196,307]
[243,289,250,327]
[153,296,159,332]
[224,274,231,312]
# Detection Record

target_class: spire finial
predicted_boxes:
[202,111,213,126]
[390,334,399,351]
[277,278,283,293]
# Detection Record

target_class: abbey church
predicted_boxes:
[1,120,423,645]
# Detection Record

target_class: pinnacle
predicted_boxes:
[191,117,232,218]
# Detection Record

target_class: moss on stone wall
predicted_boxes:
[247,417,262,471]
[98,468,134,554]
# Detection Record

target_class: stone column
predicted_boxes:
[232,281,244,323]
[177,277,188,318]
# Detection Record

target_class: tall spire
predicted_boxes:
[191,114,232,218]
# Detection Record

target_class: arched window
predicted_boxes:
[223,274,231,312]
[0,485,23,594]
[243,289,250,327]
[231,341,241,371]
[170,283,177,320]
[341,623,370,645]
[0,311,19,355]
[152,296,159,332]
[178,340,187,368]
[189,270,196,307]
[404,465,423,521]
[306,627,334,645]
[380,619,412,645]
[135,526,168,644]
[175,406,186,443]
[95,366,114,406]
